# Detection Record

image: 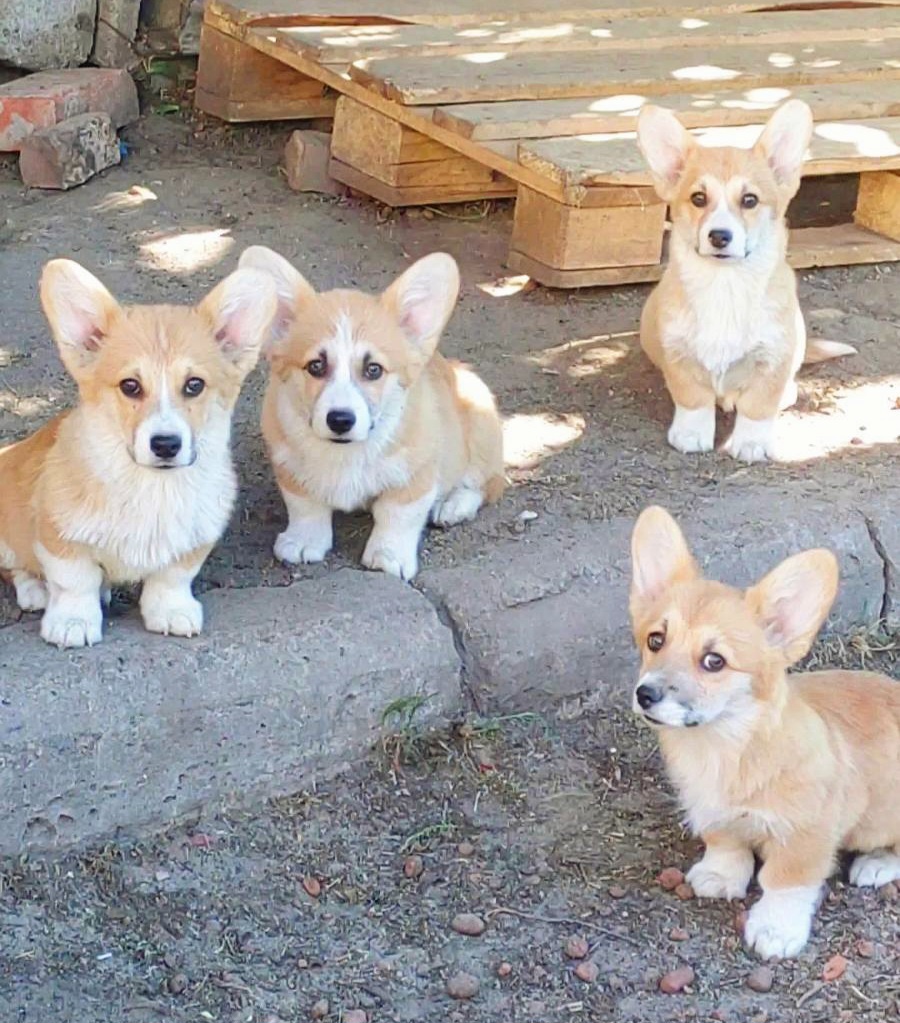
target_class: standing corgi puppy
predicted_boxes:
[630,506,900,959]
[636,101,855,461]
[238,246,505,581]
[0,259,277,647]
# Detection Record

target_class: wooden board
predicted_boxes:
[508,223,900,288]
[209,0,900,29]
[350,38,900,106]
[854,170,900,240]
[249,8,900,64]
[329,157,515,204]
[434,81,900,141]
[519,117,900,188]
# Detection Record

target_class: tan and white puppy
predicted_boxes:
[0,259,277,647]
[239,246,505,581]
[637,101,854,462]
[630,506,900,959]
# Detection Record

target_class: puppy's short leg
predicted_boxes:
[363,474,437,582]
[431,482,484,528]
[662,364,716,455]
[12,569,48,612]
[273,473,333,565]
[140,545,212,637]
[36,541,104,648]
[849,848,900,888]
[687,830,755,900]
[725,364,792,463]
[744,832,832,959]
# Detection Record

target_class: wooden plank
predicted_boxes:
[264,8,900,64]
[208,0,900,29]
[329,157,515,205]
[508,223,900,287]
[350,38,900,106]
[854,170,900,240]
[435,81,900,141]
[519,116,900,188]
[330,95,450,169]
[195,22,334,122]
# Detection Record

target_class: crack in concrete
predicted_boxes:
[413,583,484,715]
[863,514,892,623]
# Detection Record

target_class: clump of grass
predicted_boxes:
[380,693,435,773]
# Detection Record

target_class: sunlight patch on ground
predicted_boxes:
[504,412,586,470]
[140,229,234,273]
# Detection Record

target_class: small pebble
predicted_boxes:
[565,935,589,960]
[457,842,475,858]
[497,961,513,978]
[518,509,538,522]
[669,927,689,942]
[451,912,486,936]
[822,954,848,982]
[877,881,898,902]
[447,971,479,1000]
[403,855,424,879]
[575,961,599,983]
[311,1000,329,1020]
[855,939,875,958]
[343,1012,367,1023]
[302,876,321,898]
[608,885,627,899]
[657,867,685,891]
[167,973,188,995]
[659,966,695,994]
[746,966,774,993]
[674,883,695,901]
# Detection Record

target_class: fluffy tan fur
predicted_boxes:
[629,506,900,958]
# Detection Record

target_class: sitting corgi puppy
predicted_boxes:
[0,259,277,647]
[238,246,505,581]
[636,100,855,462]
[629,506,900,959]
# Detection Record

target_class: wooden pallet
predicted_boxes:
[196,0,900,287]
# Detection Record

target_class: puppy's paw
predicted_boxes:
[362,535,419,581]
[142,591,203,637]
[274,522,332,565]
[849,852,900,888]
[744,887,818,960]
[41,602,103,648]
[668,406,715,454]
[687,850,753,900]
[13,572,48,612]
[431,486,483,528]
[723,415,775,463]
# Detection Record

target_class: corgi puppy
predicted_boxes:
[237,246,505,581]
[629,506,900,959]
[0,259,277,648]
[636,100,855,462]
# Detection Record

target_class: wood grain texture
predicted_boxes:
[329,158,515,204]
[854,170,900,240]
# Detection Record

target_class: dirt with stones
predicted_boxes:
[0,107,899,1020]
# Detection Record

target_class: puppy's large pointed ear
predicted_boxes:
[381,252,460,359]
[40,259,121,375]
[631,506,698,609]
[755,99,812,194]
[745,549,838,664]
[198,267,278,376]
[238,245,316,353]
[637,105,696,201]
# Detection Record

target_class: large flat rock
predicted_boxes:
[0,0,97,71]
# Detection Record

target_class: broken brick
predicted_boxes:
[19,112,121,190]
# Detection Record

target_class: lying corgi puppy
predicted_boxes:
[238,246,505,581]
[636,100,855,462]
[629,506,900,959]
[0,259,277,647]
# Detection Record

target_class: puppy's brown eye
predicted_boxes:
[364,361,383,381]
[647,631,665,652]
[690,192,707,208]
[741,193,759,209]
[183,377,205,397]
[701,652,726,672]
[119,378,142,398]
[307,357,327,378]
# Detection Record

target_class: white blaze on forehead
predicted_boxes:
[311,307,372,442]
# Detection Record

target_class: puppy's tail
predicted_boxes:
[804,338,857,364]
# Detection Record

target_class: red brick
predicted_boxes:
[19,113,121,190]
[0,69,138,152]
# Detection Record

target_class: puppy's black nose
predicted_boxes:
[150,434,182,459]
[636,683,665,710]
[708,229,732,250]
[326,409,356,435]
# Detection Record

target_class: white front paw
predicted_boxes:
[744,887,818,959]
[687,850,753,900]
[274,521,332,565]
[362,534,419,581]
[850,852,900,888]
[724,415,775,463]
[41,601,103,648]
[668,405,715,454]
[141,591,203,637]
[13,573,48,612]
[431,486,483,527]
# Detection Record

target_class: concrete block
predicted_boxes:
[0,0,97,71]
[0,67,139,151]
[284,129,343,196]
[91,0,141,68]
[141,0,205,54]
[19,111,121,189]
[0,571,461,855]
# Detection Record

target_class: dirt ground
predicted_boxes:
[1,107,899,1021]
